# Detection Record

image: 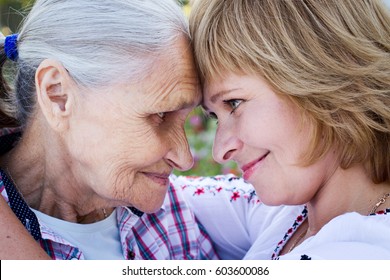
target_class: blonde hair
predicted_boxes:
[190,0,390,183]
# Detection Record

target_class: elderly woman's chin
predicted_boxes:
[128,187,168,214]
[119,173,172,214]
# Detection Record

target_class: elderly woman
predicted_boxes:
[0,0,221,260]
[187,0,390,259]
[5,0,390,261]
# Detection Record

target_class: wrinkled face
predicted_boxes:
[68,38,200,213]
[203,72,337,206]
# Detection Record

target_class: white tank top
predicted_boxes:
[31,208,123,259]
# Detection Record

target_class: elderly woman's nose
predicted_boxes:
[165,132,194,171]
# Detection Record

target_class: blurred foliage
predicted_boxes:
[176,0,190,6]
[0,0,240,177]
[174,107,239,177]
[0,0,32,34]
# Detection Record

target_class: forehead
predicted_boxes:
[204,71,251,93]
[202,72,241,105]
[137,39,201,110]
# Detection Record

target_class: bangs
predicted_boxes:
[189,0,262,83]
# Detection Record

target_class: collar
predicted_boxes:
[0,168,42,240]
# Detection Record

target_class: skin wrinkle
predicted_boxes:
[2,37,199,221]
[39,152,116,220]
[111,162,135,204]
[143,45,200,113]
[146,73,199,114]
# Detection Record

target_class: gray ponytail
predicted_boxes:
[2,0,189,125]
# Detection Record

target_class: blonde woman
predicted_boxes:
[188,0,390,259]
[0,0,261,260]
[0,0,217,260]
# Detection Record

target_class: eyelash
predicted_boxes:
[204,99,244,123]
[157,112,166,119]
[154,112,168,123]
[223,99,243,114]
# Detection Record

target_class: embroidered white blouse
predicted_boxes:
[176,174,390,260]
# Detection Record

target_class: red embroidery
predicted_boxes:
[194,187,205,195]
[231,191,240,201]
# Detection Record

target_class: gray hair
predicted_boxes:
[3,0,189,125]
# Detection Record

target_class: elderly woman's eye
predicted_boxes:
[157,112,166,119]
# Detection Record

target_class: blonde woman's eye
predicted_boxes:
[230,99,242,108]
[224,99,243,114]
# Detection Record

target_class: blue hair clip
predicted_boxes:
[4,34,19,61]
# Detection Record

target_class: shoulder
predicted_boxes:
[281,212,390,260]
[319,211,390,242]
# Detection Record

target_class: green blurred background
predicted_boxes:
[0,0,240,177]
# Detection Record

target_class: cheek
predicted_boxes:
[75,120,166,182]
[243,102,306,153]
[236,104,274,145]
[117,127,168,165]
[122,118,189,166]
[164,121,186,140]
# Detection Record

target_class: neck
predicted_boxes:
[1,123,45,206]
[305,164,390,236]
[1,123,110,223]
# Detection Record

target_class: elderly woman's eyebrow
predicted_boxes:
[160,98,201,112]
[158,88,202,111]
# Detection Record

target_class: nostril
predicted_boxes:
[223,149,236,161]
[166,155,193,172]
[166,159,179,170]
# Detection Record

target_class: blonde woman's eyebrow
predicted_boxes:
[210,88,240,104]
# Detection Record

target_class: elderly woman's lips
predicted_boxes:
[142,172,171,186]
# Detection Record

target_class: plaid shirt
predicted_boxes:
[0,128,218,260]
[0,170,218,260]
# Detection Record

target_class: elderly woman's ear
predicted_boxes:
[35,59,75,131]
